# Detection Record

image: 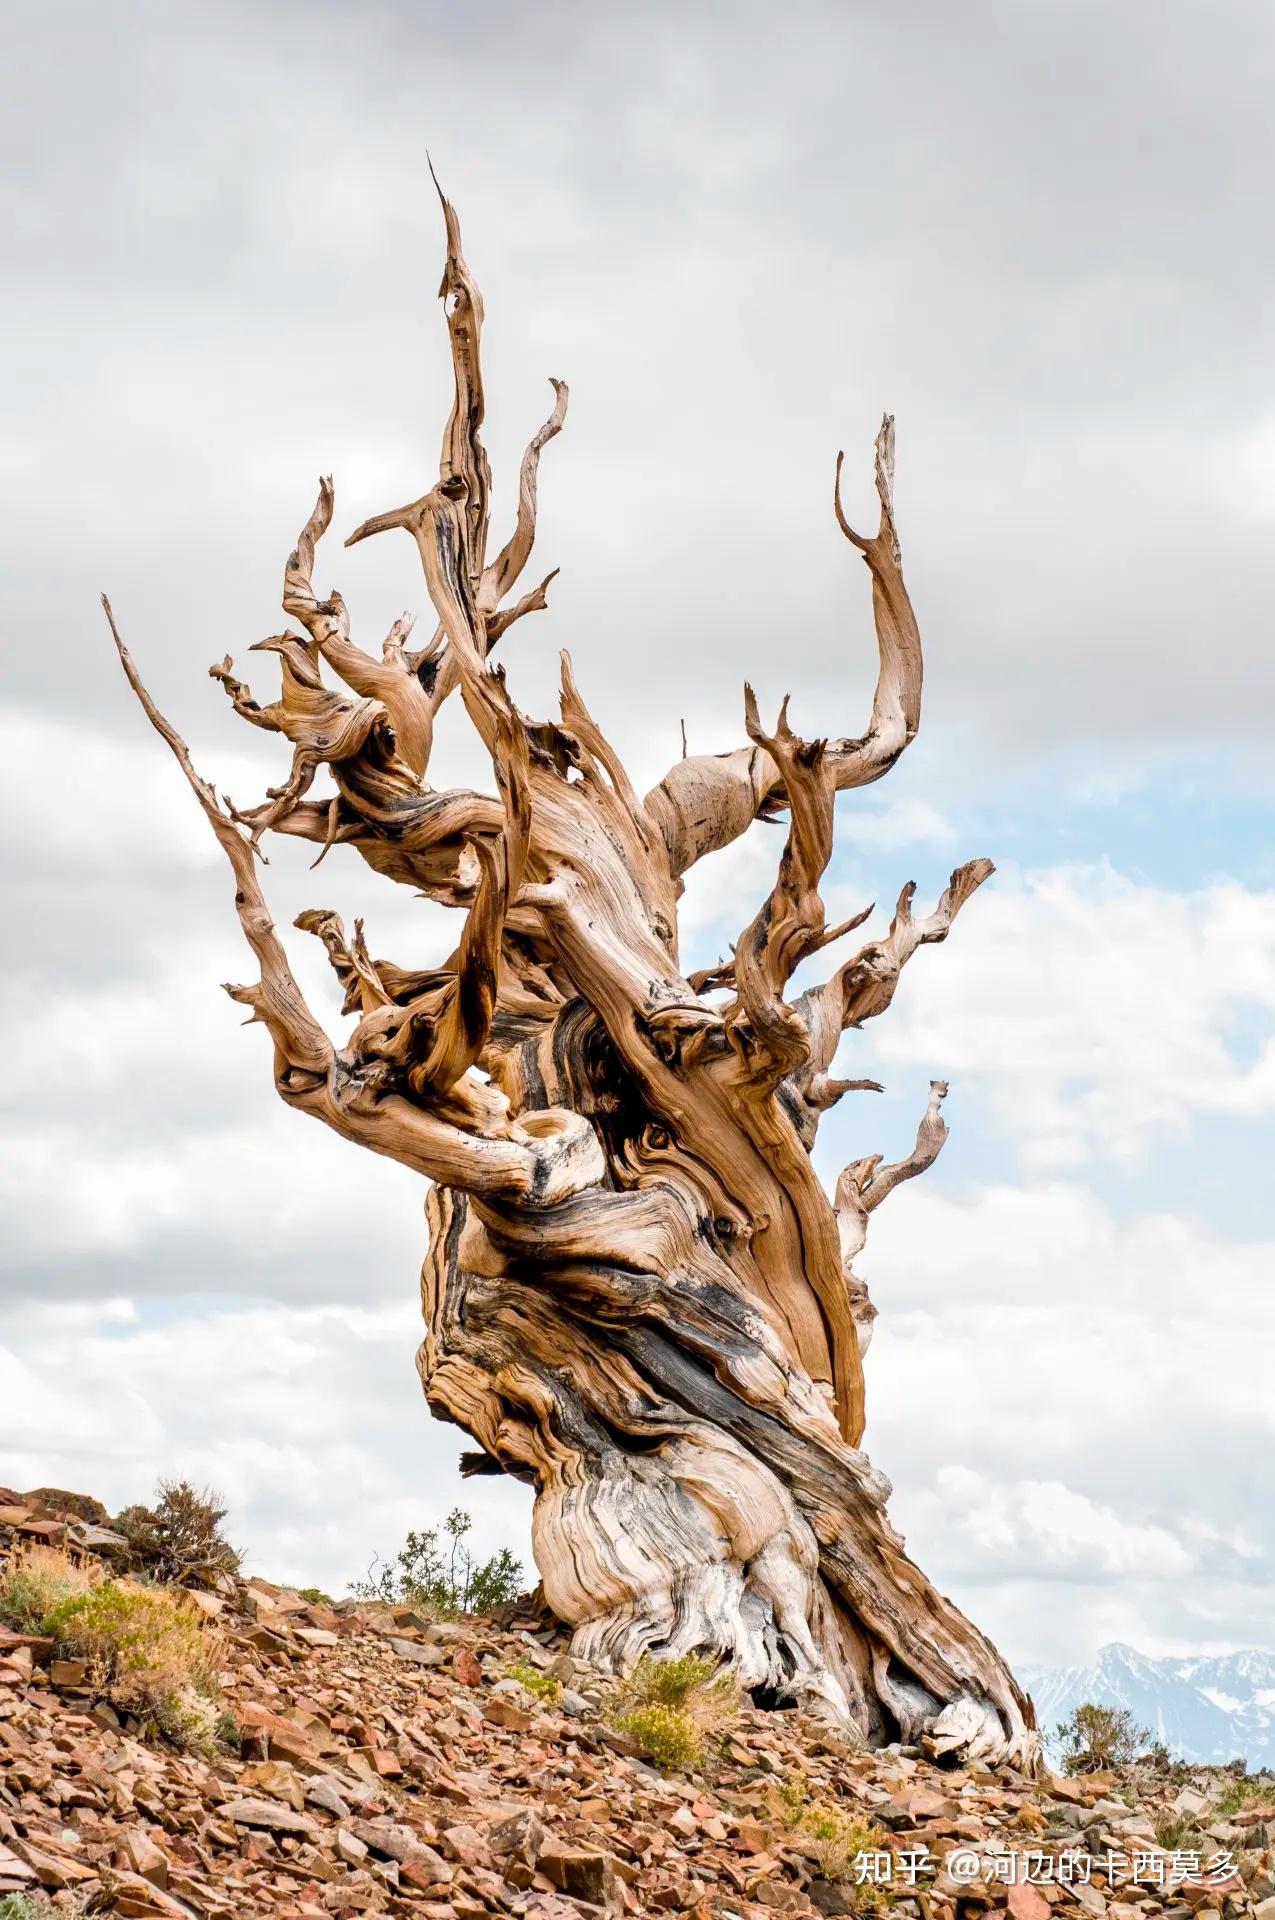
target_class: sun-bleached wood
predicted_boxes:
[107,184,1037,1769]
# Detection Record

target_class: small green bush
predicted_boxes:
[625,1654,718,1708]
[614,1701,704,1772]
[43,1579,226,1757]
[1056,1702,1148,1774]
[297,1587,332,1606]
[777,1772,892,1897]
[503,1659,561,1703]
[0,1896,62,1920]
[0,1543,93,1630]
[215,1707,243,1750]
[351,1509,522,1617]
[612,1653,739,1771]
[630,1654,738,1728]
[1213,1774,1273,1814]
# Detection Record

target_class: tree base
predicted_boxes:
[419,1185,1039,1770]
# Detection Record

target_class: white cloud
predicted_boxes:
[928,1468,1195,1580]
[861,1178,1274,1664]
[0,1297,534,1598]
[855,863,1275,1169]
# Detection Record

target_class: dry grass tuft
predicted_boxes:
[0,1543,94,1631]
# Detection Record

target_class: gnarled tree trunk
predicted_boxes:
[107,183,1037,1768]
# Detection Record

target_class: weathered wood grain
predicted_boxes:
[107,180,1037,1768]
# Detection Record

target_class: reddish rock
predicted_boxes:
[452,1645,483,1686]
[1008,1881,1053,1920]
[540,1843,626,1915]
[483,1694,532,1731]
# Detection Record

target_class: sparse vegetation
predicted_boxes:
[503,1659,561,1703]
[351,1508,522,1617]
[623,1653,736,1714]
[297,1587,332,1606]
[42,1578,229,1757]
[0,1896,62,1919]
[1153,1812,1208,1852]
[777,1773,893,1901]
[615,1701,705,1772]
[0,1542,94,1630]
[1056,1702,1149,1774]
[611,1654,739,1772]
[1213,1773,1274,1814]
[114,1479,241,1588]
[215,1707,242,1749]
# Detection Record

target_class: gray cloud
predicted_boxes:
[5,0,1275,766]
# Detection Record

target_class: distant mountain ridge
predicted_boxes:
[1020,1642,1275,1768]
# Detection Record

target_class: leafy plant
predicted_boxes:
[215,1707,243,1749]
[114,1479,241,1588]
[612,1654,739,1772]
[1056,1702,1149,1774]
[114,1474,241,1582]
[0,1543,93,1630]
[625,1653,735,1715]
[777,1772,893,1900]
[503,1659,561,1703]
[614,1701,704,1771]
[1213,1773,1273,1815]
[42,1578,227,1756]
[297,1587,332,1606]
[351,1509,522,1617]
[0,1897,62,1919]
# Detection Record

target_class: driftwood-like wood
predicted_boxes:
[107,185,1038,1767]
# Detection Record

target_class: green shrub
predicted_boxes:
[614,1701,704,1772]
[114,1479,240,1588]
[628,1654,738,1729]
[42,1579,226,1756]
[0,1543,93,1630]
[351,1509,522,1617]
[777,1774,892,1901]
[612,1654,739,1771]
[1213,1774,1273,1814]
[0,1896,62,1919]
[215,1707,243,1750]
[297,1587,332,1606]
[1056,1703,1148,1774]
[625,1654,717,1708]
[503,1659,561,1703]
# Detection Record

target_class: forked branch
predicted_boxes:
[104,597,601,1206]
[834,1078,950,1271]
[645,414,924,877]
[792,859,992,1112]
[727,689,837,1090]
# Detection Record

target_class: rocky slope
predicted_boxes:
[1022,1648,1275,1771]
[1,1493,1273,1920]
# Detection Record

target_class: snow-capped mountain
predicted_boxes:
[1019,1643,1275,1768]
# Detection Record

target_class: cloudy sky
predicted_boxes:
[3,0,1273,1671]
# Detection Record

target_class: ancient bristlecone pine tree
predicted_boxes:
[107,190,1037,1767]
